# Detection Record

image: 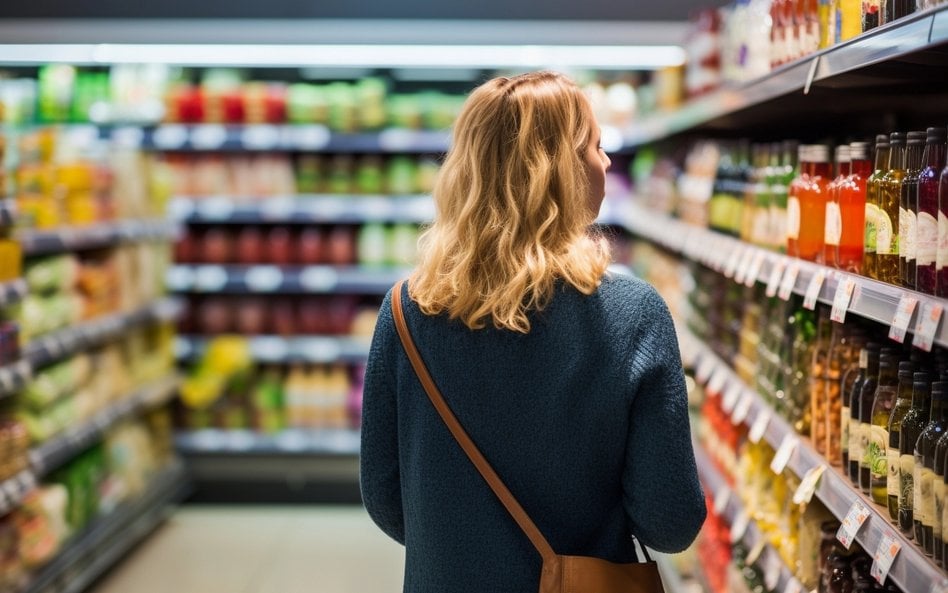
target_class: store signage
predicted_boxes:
[911,301,943,352]
[870,534,901,584]
[831,277,857,323]
[836,501,871,549]
[889,295,919,343]
[803,269,826,310]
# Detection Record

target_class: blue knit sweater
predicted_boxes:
[360,273,706,593]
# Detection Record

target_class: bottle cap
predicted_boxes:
[875,134,890,148]
[927,127,947,143]
[810,145,830,162]
[880,357,895,370]
[889,131,906,145]
[913,371,932,386]
[835,144,851,163]
[849,142,870,160]
[932,381,948,400]
[907,130,926,146]
[898,361,914,381]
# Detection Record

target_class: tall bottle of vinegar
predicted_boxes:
[869,352,900,505]
[864,135,891,279]
[877,132,907,284]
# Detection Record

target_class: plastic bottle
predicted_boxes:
[837,142,870,273]
[824,144,851,267]
[899,131,926,289]
[864,135,891,279]
[877,132,907,284]
[788,145,809,257]
[918,127,948,294]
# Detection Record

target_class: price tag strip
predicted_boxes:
[870,533,901,585]
[791,464,827,505]
[830,276,857,323]
[778,263,800,301]
[912,301,944,352]
[803,268,826,310]
[770,434,798,474]
[889,295,919,344]
[766,259,787,298]
[836,501,871,550]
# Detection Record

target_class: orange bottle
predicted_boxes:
[824,144,851,267]
[837,142,871,273]
[798,145,832,262]
[787,145,811,258]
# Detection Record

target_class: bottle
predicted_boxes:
[939,130,948,297]
[917,380,948,555]
[788,306,818,434]
[849,343,876,483]
[750,144,772,247]
[900,373,933,537]
[887,363,919,520]
[869,353,900,505]
[788,145,809,257]
[840,0,862,39]
[917,127,947,295]
[811,306,834,456]
[899,131,926,289]
[877,132,907,284]
[934,422,948,566]
[894,0,916,19]
[771,141,797,253]
[864,135,890,279]
[799,145,831,262]
[858,345,885,492]
[824,145,850,267]
[841,330,867,469]
[862,0,881,31]
[838,142,870,273]
[943,442,948,567]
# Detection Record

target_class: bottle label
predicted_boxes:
[865,425,888,479]
[938,210,948,271]
[865,203,880,253]
[887,447,900,498]
[876,209,895,255]
[851,421,864,466]
[917,211,938,266]
[902,208,917,261]
[825,201,843,245]
[787,196,801,240]
[860,350,868,367]
[915,459,927,524]
[943,478,948,541]
[921,466,936,527]
[901,454,914,510]
[841,407,850,452]
[935,477,946,540]
[858,422,871,468]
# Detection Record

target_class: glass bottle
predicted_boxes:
[939,131,948,297]
[788,305,818,434]
[900,373,933,537]
[775,140,799,253]
[917,127,947,295]
[838,142,870,273]
[824,144,851,267]
[849,343,877,484]
[862,0,881,30]
[811,306,834,456]
[864,135,890,280]
[887,363,919,520]
[826,321,853,465]
[788,145,809,258]
[841,329,867,469]
[877,132,907,284]
[869,353,900,505]
[858,346,886,493]
[934,421,948,566]
[899,131,926,289]
[895,0,916,19]
[799,144,832,262]
[916,380,948,555]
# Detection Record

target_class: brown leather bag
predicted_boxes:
[391,281,666,593]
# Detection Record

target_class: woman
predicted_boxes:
[360,71,705,592]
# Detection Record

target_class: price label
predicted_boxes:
[766,259,787,298]
[197,197,235,221]
[803,269,826,310]
[299,266,340,293]
[764,552,783,591]
[708,367,728,395]
[300,338,342,362]
[722,382,742,414]
[870,534,901,584]
[379,128,418,152]
[152,125,189,150]
[730,509,751,543]
[291,124,331,150]
[724,247,743,279]
[245,266,284,292]
[745,252,767,288]
[770,434,798,474]
[836,501,871,550]
[112,126,145,149]
[831,277,857,323]
[194,265,228,292]
[190,124,228,150]
[165,265,195,291]
[168,198,196,222]
[912,301,944,352]
[713,487,731,515]
[746,538,767,566]
[749,409,772,444]
[731,392,755,425]
[261,196,296,220]
[792,464,827,505]
[253,337,289,361]
[240,125,279,150]
[889,295,919,344]
[778,263,800,301]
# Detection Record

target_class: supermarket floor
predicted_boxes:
[88,505,406,593]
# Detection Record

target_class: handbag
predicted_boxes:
[391,280,666,593]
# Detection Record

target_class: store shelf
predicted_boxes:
[122,124,451,153]
[18,219,178,256]
[20,461,189,593]
[168,194,435,224]
[0,469,38,518]
[0,278,28,307]
[175,428,360,456]
[622,5,948,147]
[0,298,180,400]
[622,202,948,349]
[682,329,948,593]
[29,374,180,478]
[693,442,804,593]
[175,335,371,364]
[166,264,408,295]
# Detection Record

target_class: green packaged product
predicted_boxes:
[24,255,78,294]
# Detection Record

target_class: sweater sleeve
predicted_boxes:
[359,290,406,545]
[621,286,706,553]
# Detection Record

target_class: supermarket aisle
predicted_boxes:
[88,505,405,593]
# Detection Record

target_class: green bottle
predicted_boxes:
[916,380,948,555]
[887,364,920,520]
[869,354,900,504]
[900,373,933,537]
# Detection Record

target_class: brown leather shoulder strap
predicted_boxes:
[390,280,556,562]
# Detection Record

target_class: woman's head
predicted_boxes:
[411,71,612,333]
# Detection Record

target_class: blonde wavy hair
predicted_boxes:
[410,71,611,333]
